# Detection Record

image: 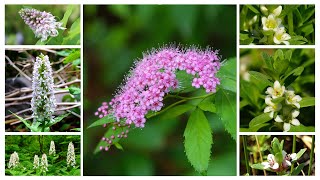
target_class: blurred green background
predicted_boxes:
[84,5,236,175]
[5,5,80,45]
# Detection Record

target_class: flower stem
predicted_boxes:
[308,135,315,176]
[242,136,250,175]
[146,93,214,119]
[255,135,267,176]
[290,135,296,174]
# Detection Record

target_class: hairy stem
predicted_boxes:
[290,135,296,174]
[308,135,315,175]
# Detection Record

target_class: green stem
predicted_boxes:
[242,136,250,175]
[308,135,315,176]
[146,93,214,119]
[290,135,296,174]
[255,135,266,176]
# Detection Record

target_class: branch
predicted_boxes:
[5,55,32,81]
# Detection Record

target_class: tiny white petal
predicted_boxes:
[291,110,300,118]
[291,119,300,126]
[275,115,284,122]
[272,6,282,17]
[283,123,291,132]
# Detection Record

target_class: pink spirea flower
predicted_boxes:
[95,46,221,130]
[19,8,66,41]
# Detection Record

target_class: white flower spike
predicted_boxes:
[33,155,40,169]
[8,151,20,169]
[67,142,76,167]
[49,140,56,156]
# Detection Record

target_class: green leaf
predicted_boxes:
[173,71,196,93]
[64,50,80,64]
[291,163,305,175]
[273,58,289,75]
[294,148,307,161]
[261,52,273,70]
[285,50,292,61]
[216,89,236,140]
[69,86,81,101]
[60,5,74,28]
[271,97,285,104]
[299,97,315,108]
[251,163,266,170]
[275,152,283,164]
[289,125,315,132]
[279,5,299,18]
[184,108,212,173]
[10,112,38,132]
[271,137,282,154]
[47,113,70,127]
[288,36,308,45]
[248,71,273,90]
[154,104,195,120]
[282,66,304,86]
[87,115,115,129]
[249,113,273,131]
[71,128,81,132]
[246,5,260,14]
[114,142,124,151]
[62,18,80,45]
[248,123,270,132]
[198,100,216,113]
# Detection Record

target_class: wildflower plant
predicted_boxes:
[49,141,56,156]
[67,142,76,168]
[11,54,69,132]
[88,45,237,174]
[8,152,20,169]
[40,154,49,173]
[240,49,315,132]
[240,5,315,45]
[250,137,308,176]
[15,5,80,45]
[33,155,40,169]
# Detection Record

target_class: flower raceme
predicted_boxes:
[8,152,20,169]
[264,81,302,132]
[49,141,56,156]
[19,8,66,41]
[67,142,76,167]
[33,155,40,169]
[40,154,48,172]
[31,54,56,125]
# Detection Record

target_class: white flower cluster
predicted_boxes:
[67,142,76,167]
[260,5,291,45]
[264,81,302,132]
[40,154,49,172]
[8,152,20,169]
[33,155,40,169]
[19,8,66,41]
[31,54,56,124]
[49,140,56,156]
[262,151,297,171]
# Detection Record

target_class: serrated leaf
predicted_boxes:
[251,163,266,170]
[184,108,212,173]
[87,115,115,129]
[299,97,315,108]
[291,163,305,175]
[216,89,236,140]
[249,113,273,130]
[151,104,195,120]
[198,100,216,113]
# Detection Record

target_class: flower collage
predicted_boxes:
[1,0,317,179]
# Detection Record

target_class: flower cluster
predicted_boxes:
[31,54,56,124]
[19,8,66,41]
[40,154,48,172]
[67,142,76,167]
[49,140,56,156]
[260,5,291,45]
[95,46,220,128]
[8,152,20,169]
[33,155,40,169]
[264,81,302,132]
[262,151,297,172]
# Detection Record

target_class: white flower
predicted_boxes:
[8,152,19,169]
[40,154,48,172]
[67,142,76,167]
[285,90,302,108]
[275,109,300,132]
[19,8,66,41]
[282,150,297,168]
[273,27,291,45]
[262,154,279,170]
[262,14,282,32]
[33,155,40,169]
[266,81,285,99]
[272,6,282,17]
[31,54,56,125]
[260,5,282,17]
[49,141,56,156]
[264,95,282,118]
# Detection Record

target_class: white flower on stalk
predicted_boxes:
[33,155,40,169]
[264,95,282,118]
[31,54,56,124]
[49,140,56,156]
[262,14,282,32]
[19,8,66,41]
[8,151,19,169]
[266,81,285,99]
[282,150,297,169]
[273,27,291,45]
[262,154,279,170]
[40,154,48,172]
[285,90,302,108]
[275,109,300,132]
[67,142,76,167]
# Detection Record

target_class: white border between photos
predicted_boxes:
[0,0,319,179]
